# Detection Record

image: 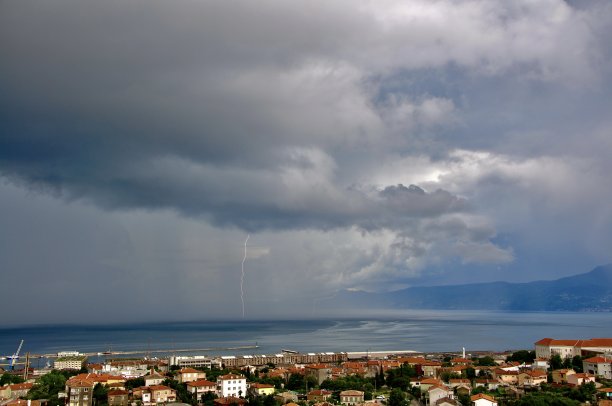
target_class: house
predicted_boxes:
[566,373,596,386]
[471,393,497,406]
[66,378,96,406]
[107,389,129,406]
[217,374,247,398]
[448,379,471,389]
[0,385,11,399]
[248,383,275,397]
[474,379,499,391]
[275,392,298,404]
[187,379,217,398]
[421,361,443,377]
[144,371,166,386]
[4,400,43,406]
[307,389,333,402]
[493,369,518,385]
[7,383,33,398]
[517,370,547,387]
[177,367,207,384]
[535,338,612,359]
[140,385,177,406]
[427,385,454,406]
[339,390,364,405]
[583,356,612,379]
[599,387,612,396]
[435,398,460,406]
[304,365,331,385]
[532,358,550,370]
[552,369,575,384]
[450,358,473,366]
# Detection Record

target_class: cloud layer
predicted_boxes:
[1,0,611,323]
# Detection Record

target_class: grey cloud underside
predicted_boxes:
[1,0,611,286]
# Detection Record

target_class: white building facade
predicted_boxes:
[217,374,247,398]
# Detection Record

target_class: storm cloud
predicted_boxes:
[1,0,611,323]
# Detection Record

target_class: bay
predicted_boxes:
[2,310,612,360]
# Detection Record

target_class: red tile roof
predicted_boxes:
[187,379,216,387]
[471,393,496,402]
[179,367,201,373]
[584,356,612,364]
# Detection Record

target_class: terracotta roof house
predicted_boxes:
[307,389,333,402]
[471,393,497,406]
[339,390,364,406]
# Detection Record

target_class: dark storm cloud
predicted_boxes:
[0,0,479,233]
[1,0,612,320]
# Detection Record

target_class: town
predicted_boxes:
[2,338,612,406]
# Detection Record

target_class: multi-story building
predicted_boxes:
[535,338,612,359]
[187,379,217,399]
[583,356,612,379]
[107,389,129,406]
[55,356,88,370]
[304,364,331,385]
[339,390,364,406]
[140,385,177,406]
[177,367,206,383]
[66,378,95,406]
[168,356,221,369]
[216,374,247,398]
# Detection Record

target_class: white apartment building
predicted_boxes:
[55,356,88,370]
[216,374,247,398]
[535,338,612,359]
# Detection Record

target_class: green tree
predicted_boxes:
[464,367,476,379]
[506,350,536,364]
[163,379,194,405]
[93,383,108,406]
[571,355,584,373]
[27,370,68,406]
[286,374,305,391]
[475,356,497,367]
[387,388,407,406]
[125,377,145,390]
[202,391,218,406]
[0,373,25,386]
[511,392,580,406]
[550,354,563,370]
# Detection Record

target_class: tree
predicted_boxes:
[27,370,68,406]
[125,377,145,390]
[93,383,108,406]
[475,356,497,367]
[286,374,305,391]
[0,374,25,386]
[202,391,218,406]
[512,392,580,406]
[571,355,584,373]
[464,367,476,379]
[550,354,563,370]
[387,388,407,406]
[506,350,536,364]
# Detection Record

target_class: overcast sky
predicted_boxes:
[1,0,612,325]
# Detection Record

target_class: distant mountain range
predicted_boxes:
[332,264,612,312]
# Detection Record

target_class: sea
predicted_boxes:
[2,310,612,364]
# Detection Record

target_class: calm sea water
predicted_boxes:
[2,311,612,360]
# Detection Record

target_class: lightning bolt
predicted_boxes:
[241,234,250,318]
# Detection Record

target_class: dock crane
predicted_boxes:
[7,340,24,370]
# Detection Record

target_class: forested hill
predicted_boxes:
[333,264,612,312]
